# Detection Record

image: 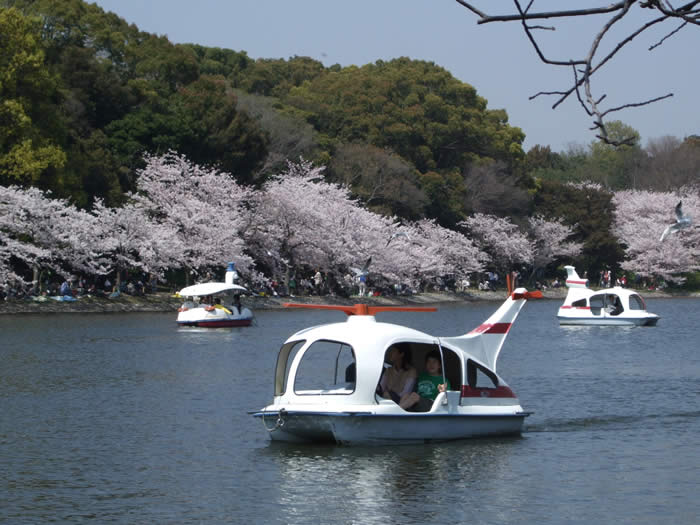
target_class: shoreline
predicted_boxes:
[0,287,696,315]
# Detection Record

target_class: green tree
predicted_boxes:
[171,76,268,182]
[419,170,465,228]
[588,121,643,189]
[0,7,66,185]
[240,55,327,98]
[285,58,525,173]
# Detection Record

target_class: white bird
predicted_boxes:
[385,231,411,248]
[660,201,692,242]
[350,257,372,277]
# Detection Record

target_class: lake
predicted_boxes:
[1,297,699,524]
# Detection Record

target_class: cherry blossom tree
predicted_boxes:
[246,159,388,288]
[0,185,61,288]
[528,215,583,278]
[459,213,534,275]
[131,152,256,283]
[88,199,182,288]
[612,188,700,282]
[0,185,104,291]
[246,159,487,291]
[398,219,488,289]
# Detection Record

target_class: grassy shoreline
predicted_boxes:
[1,287,695,315]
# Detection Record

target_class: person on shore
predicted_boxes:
[313,269,323,295]
[60,280,72,297]
[358,274,367,296]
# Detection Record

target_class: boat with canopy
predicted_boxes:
[176,263,253,327]
[252,276,540,445]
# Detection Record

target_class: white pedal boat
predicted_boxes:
[557,266,659,326]
[252,280,541,445]
[176,263,253,327]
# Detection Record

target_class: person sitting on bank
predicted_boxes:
[400,350,451,411]
[377,345,416,404]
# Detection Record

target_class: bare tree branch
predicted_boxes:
[463,2,631,24]
[649,20,688,49]
[600,93,674,118]
[454,0,700,144]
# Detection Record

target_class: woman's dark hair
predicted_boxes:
[390,345,412,370]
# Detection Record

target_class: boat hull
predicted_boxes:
[557,314,659,326]
[177,306,253,328]
[177,318,252,328]
[253,410,528,445]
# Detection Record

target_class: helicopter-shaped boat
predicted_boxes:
[252,278,540,445]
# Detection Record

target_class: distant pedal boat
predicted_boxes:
[556,266,659,327]
[176,263,253,328]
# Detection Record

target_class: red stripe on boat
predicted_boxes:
[566,279,588,285]
[469,322,511,335]
[461,385,517,398]
[560,306,591,310]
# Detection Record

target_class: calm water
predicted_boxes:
[1,298,699,524]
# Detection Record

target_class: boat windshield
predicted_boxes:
[274,340,305,396]
[629,294,646,310]
[589,294,605,314]
[294,340,356,395]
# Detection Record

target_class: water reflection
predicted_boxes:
[258,438,520,524]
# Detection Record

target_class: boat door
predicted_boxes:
[588,293,607,319]
[605,293,624,317]
[589,292,623,319]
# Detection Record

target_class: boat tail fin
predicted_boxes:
[564,265,588,289]
[441,288,536,372]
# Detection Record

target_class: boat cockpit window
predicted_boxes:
[572,298,587,307]
[274,340,305,396]
[605,294,623,315]
[589,294,605,314]
[466,360,498,389]
[294,340,356,395]
[629,294,645,310]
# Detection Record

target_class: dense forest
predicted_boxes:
[1,0,699,290]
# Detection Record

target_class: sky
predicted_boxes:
[91,0,698,153]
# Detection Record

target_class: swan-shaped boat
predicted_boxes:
[252,280,540,445]
[557,266,659,326]
[176,263,253,327]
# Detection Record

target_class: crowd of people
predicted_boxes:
[1,265,669,303]
[0,273,157,302]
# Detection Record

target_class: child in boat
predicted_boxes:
[400,350,450,411]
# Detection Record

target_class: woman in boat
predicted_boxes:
[400,350,450,411]
[378,345,416,404]
[233,294,242,315]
